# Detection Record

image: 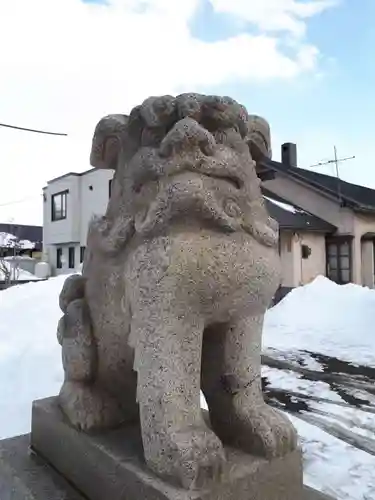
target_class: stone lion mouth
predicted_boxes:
[185,170,243,190]
[133,170,242,195]
[201,172,242,189]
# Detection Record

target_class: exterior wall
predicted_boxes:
[300,232,326,284]
[361,240,374,288]
[355,213,375,288]
[352,229,362,285]
[279,232,295,287]
[79,169,114,244]
[43,176,81,246]
[263,174,355,234]
[279,230,326,287]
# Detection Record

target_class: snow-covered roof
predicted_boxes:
[264,196,299,214]
[0,224,42,251]
[263,193,336,233]
[0,232,36,250]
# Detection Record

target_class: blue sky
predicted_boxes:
[0,0,374,224]
[83,0,374,181]
[189,0,375,178]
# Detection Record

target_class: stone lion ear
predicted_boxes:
[90,114,129,170]
[246,115,272,162]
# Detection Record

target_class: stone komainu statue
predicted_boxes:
[56,94,297,490]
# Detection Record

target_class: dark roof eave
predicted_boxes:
[278,224,335,233]
[353,205,375,214]
[260,158,375,210]
[263,187,337,233]
[261,158,343,201]
[47,167,98,185]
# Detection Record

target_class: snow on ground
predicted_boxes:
[0,276,65,438]
[264,275,375,368]
[262,365,343,403]
[261,364,375,498]
[290,415,375,500]
[1,274,375,498]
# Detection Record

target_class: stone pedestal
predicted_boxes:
[32,397,303,500]
[0,397,335,500]
[0,435,84,500]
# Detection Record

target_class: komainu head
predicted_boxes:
[90,95,272,170]
[89,94,277,247]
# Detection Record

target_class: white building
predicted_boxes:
[43,168,114,275]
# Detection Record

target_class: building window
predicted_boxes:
[56,248,62,269]
[109,179,113,198]
[51,191,68,221]
[80,246,86,263]
[68,247,75,269]
[326,238,352,284]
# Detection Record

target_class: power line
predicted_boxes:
[0,122,67,136]
[0,195,40,208]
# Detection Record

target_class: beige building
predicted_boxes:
[259,143,375,291]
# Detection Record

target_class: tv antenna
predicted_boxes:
[308,146,355,205]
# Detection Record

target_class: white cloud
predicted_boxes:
[0,0,334,224]
[209,0,338,37]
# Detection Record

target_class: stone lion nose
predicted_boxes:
[159,117,216,158]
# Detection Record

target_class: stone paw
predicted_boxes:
[212,402,298,459]
[59,381,126,432]
[146,426,226,490]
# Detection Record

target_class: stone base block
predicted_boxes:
[29,396,308,500]
[0,434,84,500]
[0,433,335,500]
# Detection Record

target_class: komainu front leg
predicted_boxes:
[58,276,125,432]
[133,306,225,490]
[59,380,126,432]
[202,315,297,459]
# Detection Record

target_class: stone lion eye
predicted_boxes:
[224,199,242,217]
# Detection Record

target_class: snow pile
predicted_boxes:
[0,232,35,250]
[264,275,375,367]
[0,276,66,438]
